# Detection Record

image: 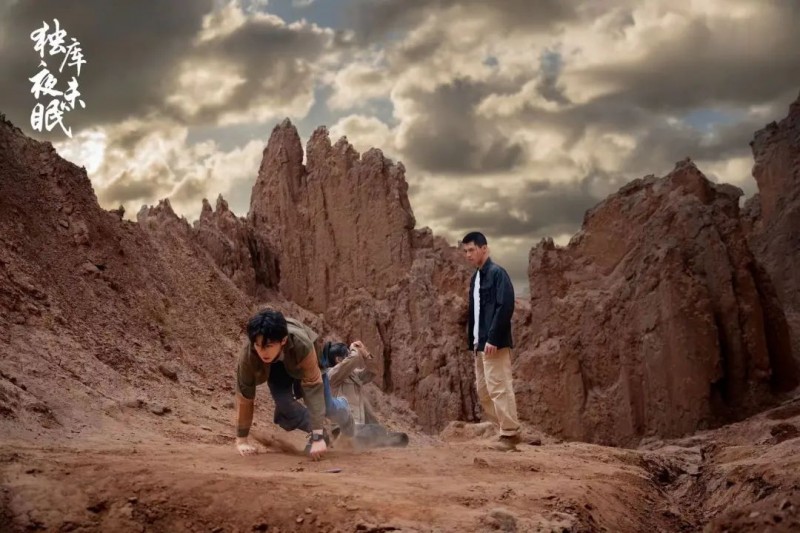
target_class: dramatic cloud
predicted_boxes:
[327,58,393,111]
[349,0,578,43]
[3,0,798,293]
[408,171,628,293]
[397,79,526,174]
[329,114,398,160]
[568,1,800,112]
[426,177,610,239]
[4,1,341,224]
[177,3,338,125]
[0,0,213,136]
[0,0,339,138]
[54,118,264,218]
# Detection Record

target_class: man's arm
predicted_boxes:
[297,347,326,431]
[234,350,259,456]
[235,392,255,438]
[487,269,514,347]
[296,348,328,460]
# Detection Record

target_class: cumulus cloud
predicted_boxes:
[349,0,578,43]
[0,0,339,138]
[0,0,213,137]
[54,118,264,219]
[370,0,799,278]
[178,3,338,126]
[327,59,393,111]
[5,0,341,222]
[412,174,621,247]
[329,114,398,160]
[396,79,527,174]
[564,1,800,112]
[5,0,799,294]
[408,171,611,294]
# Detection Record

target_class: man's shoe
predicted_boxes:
[386,431,409,448]
[487,434,519,451]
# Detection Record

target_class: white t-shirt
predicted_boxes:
[473,269,480,348]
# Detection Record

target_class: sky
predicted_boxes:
[2,0,799,294]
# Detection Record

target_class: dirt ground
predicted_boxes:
[2,396,800,533]
[0,433,675,532]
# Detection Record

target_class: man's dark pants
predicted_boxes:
[268,361,353,435]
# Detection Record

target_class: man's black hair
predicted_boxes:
[462,231,488,247]
[246,308,288,345]
[328,342,349,365]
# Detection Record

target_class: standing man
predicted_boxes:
[462,232,521,451]
[234,308,355,460]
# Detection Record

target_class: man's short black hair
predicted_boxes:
[462,232,488,247]
[247,308,288,345]
[328,342,349,364]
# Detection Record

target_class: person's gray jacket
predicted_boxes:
[327,350,378,425]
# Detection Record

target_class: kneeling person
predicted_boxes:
[234,309,354,459]
[326,341,408,449]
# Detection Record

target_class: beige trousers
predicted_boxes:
[474,348,520,436]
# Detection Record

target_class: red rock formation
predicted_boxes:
[5,98,797,447]
[0,113,418,443]
[743,93,800,367]
[192,195,279,300]
[234,115,799,442]
[515,160,797,445]
[0,114,253,435]
[249,121,416,311]
[246,121,477,430]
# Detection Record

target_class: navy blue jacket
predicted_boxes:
[467,257,515,351]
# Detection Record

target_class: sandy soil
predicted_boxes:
[0,435,672,532]
[2,398,800,532]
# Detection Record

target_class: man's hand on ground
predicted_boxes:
[484,342,498,356]
[236,436,259,456]
[309,438,327,461]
